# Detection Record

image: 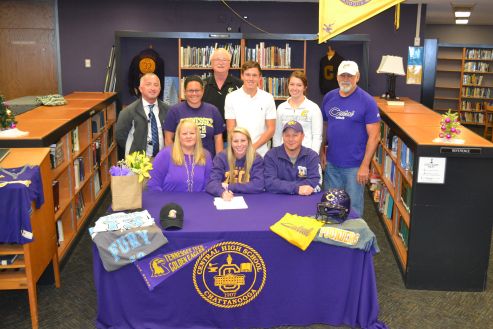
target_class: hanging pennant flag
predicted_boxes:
[394,3,401,30]
[319,0,405,43]
[135,240,220,291]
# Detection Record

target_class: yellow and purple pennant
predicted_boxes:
[135,240,220,291]
[319,0,405,43]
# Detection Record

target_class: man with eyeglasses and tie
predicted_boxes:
[116,73,169,158]
[202,48,243,142]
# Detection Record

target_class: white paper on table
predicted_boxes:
[214,196,248,210]
[0,128,29,138]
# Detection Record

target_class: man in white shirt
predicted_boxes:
[224,61,276,157]
[116,73,169,157]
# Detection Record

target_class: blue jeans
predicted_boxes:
[323,161,364,218]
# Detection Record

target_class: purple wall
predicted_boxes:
[58,0,424,103]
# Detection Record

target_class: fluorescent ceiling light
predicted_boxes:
[454,11,471,18]
[455,18,469,24]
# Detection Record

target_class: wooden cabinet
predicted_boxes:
[0,148,61,329]
[0,92,118,261]
[370,97,493,291]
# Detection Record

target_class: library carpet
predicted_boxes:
[0,190,492,329]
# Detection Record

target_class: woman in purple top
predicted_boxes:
[148,118,212,192]
[206,127,264,200]
[164,75,224,156]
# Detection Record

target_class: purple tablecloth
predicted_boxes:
[93,192,387,329]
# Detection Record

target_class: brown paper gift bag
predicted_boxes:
[111,175,142,211]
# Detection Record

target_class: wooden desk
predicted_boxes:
[376,97,493,146]
[63,91,116,101]
[0,94,116,148]
[0,148,61,329]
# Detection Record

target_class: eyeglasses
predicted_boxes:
[212,58,230,63]
[186,89,202,94]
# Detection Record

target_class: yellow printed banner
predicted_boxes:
[319,0,405,43]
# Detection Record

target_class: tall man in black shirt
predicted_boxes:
[202,48,243,141]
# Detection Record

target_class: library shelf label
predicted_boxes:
[440,147,482,155]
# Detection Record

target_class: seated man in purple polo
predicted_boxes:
[264,120,322,195]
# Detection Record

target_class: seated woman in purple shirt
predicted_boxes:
[206,127,264,200]
[148,118,212,192]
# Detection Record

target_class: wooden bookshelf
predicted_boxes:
[177,35,307,101]
[0,148,61,329]
[429,43,493,126]
[0,92,117,262]
[370,97,493,291]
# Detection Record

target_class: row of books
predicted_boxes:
[376,125,413,173]
[462,74,485,86]
[75,192,85,220]
[49,140,64,169]
[461,100,490,111]
[53,180,60,212]
[400,142,414,173]
[107,126,114,150]
[371,167,412,217]
[460,111,484,123]
[71,127,80,153]
[401,180,412,213]
[245,42,292,68]
[91,111,105,135]
[384,154,397,186]
[94,168,103,196]
[56,219,64,244]
[466,49,493,60]
[180,43,241,68]
[74,157,85,189]
[464,61,490,73]
[378,185,395,221]
[259,77,289,98]
[462,86,491,98]
[53,130,111,173]
[374,144,383,166]
[398,216,409,249]
[92,140,102,169]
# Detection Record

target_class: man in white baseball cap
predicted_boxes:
[337,60,359,76]
[319,60,381,217]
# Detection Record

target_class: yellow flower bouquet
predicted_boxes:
[110,151,153,211]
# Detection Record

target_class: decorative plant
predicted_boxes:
[439,109,461,140]
[109,151,153,183]
[0,95,17,130]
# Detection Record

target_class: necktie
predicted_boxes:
[148,104,159,157]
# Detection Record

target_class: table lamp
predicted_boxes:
[377,55,405,100]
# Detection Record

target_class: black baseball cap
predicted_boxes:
[159,203,184,230]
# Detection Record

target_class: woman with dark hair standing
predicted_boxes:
[273,70,323,154]
[206,127,264,200]
[164,75,224,156]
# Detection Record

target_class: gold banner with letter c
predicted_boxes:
[319,0,404,43]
